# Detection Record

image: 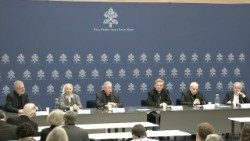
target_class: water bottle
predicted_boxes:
[215,94,220,107]
[54,98,59,109]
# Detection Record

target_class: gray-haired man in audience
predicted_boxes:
[63,110,89,141]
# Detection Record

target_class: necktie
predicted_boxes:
[157,94,161,106]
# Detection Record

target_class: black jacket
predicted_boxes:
[0,120,18,141]
[147,88,172,107]
[5,90,29,113]
[223,91,249,104]
[40,125,56,141]
[181,90,207,105]
[63,124,89,141]
[7,115,38,135]
[96,90,122,108]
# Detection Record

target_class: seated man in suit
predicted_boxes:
[5,80,29,113]
[96,81,122,109]
[181,82,207,106]
[59,83,83,111]
[147,78,172,107]
[223,82,249,105]
[131,124,158,141]
[63,110,89,141]
[7,103,38,135]
[0,110,18,141]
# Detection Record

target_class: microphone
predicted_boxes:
[33,102,42,111]
[169,95,173,105]
[200,95,207,105]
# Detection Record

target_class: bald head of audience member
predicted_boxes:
[131,124,147,139]
[196,122,214,141]
[205,134,223,141]
[22,103,36,118]
[64,110,77,125]
[241,123,250,141]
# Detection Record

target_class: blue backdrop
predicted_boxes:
[0,0,249,109]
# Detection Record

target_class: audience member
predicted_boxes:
[240,123,250,141]
[181,82,207,106]
[223,82,249,104]
[40,109,65,141]
[96,81,122,109]
[16,123,36,141]
[59,83,82,111]
[5,80,29,113]
[147,78,172,107]
[196,122,214,141]
[46,127,68,141]
[7,103,38,134]
[63,110,89,141]
[0,110,18,140]
[131,124,158,141]
[205,134,223,141]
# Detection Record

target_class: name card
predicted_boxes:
[240,103,250,109]
[77,109,91,114]
[170,106,183,111]
[136,108,151,111]
[112,108,125,113]
[36,111,49,116]
[203,104,215,110]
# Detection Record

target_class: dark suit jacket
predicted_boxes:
[40,125,56,141]
[63,124,89,141]
[223,91,249,104]
[6,115,38,134]
[5,90,29,113]
[0,120,18,141]
[147,88,172,107]
[96,90,122,108]
[181,90,207,105]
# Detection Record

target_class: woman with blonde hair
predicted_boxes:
[59,83,82,111]
[40,109,65,141]
[46,127,68,141]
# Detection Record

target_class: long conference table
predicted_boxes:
[5,105,250,134]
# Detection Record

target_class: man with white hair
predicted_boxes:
[223,82,249,104]
[5,80,29,113]
[63,110,89,141]
[181,82,207,105]
[7,103,38,134]
[205,134,223,141]
[96,81,122,109]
